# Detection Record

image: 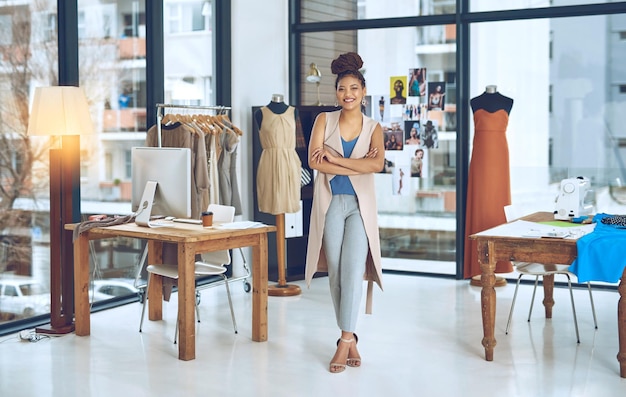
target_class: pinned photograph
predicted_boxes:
[408,68,427,97]
[376,95,387,122]
[427,82,446,111]
[362,95,372,117]
[383,123,404,151]
[390,76,407,105]
[421,119,439,149]
[404,121,421,146]
[410,148,425,178]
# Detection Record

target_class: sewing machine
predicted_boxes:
[554,176,594,220]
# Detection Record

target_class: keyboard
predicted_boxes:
[172,218,202,225]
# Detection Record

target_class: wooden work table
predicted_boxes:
[67,220,276,361]
[470,212,626,377]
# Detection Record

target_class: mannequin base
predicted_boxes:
[268,283,302,297]
[470,275,507,288]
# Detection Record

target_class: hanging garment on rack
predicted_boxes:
[147,105,230,302]
[179,114,220,206]
[217,125,243,215]
[256,106,301,214]
[146,122,210,219]
[150,104,242,214]
[206,132,220,205]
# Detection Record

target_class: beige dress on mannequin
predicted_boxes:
[256,106,301,214]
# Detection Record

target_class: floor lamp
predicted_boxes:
[27,86,94,334]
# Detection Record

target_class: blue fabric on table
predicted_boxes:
[569,213,626,283]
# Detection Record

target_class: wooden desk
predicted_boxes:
[470,212,626,377]
[67,221,276,361]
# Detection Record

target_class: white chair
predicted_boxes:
[503,205,598,343]
[139,204,238,342]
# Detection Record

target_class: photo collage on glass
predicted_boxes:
[366,67,449,195]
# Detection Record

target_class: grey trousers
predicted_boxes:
[323,194,368,332]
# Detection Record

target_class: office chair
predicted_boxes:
[503,205,598,343]
[139,204,238,342]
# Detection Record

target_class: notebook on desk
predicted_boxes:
[214,221,265,229]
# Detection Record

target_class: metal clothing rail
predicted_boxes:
[155,103,232,147]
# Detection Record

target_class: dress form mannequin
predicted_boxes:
[465,85,514,287]
[470,85,514,114]
[254,94,301,296]
[254,93,295,125]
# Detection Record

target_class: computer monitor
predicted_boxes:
[131,147,191,227]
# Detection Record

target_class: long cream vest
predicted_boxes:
[305,110,383,314]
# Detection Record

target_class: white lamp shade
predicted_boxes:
[306,63,322,83]
[27,86,94,136]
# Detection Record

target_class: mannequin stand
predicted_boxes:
[268,213,301,296]
[470,274,507,287]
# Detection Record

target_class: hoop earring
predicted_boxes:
[334,101,338,107]
[361,99,366,106]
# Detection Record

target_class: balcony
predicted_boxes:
[103,108,146,132]
[99,181,132,202]
[118,37,146,59]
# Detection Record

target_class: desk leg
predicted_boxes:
[177,242,196,361]
[542,274,555,319]
[478,240,497,361]
[252,233,269,342]
[73,235,90,336]
[618,270,626,378]
[147,241,164,321]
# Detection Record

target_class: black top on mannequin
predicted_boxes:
[255,94,298,127]
[470,85,514,114]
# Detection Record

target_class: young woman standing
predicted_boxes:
[305,52,385,373]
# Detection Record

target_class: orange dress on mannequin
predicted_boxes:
[464,91,514,278]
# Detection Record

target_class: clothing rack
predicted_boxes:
[155,103,232,147]
[147,102,249,292]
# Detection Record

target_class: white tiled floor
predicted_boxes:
[1,273,624,396]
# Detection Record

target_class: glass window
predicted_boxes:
[470,15,626,218]
[301,0,452,23]
[123,10,146,38]
[0,1,57,323]
[125,149,132,179]
[0,14,12,46]
[470,0,616,13]
[76,0,147,303]
[166,0,209,34]
[4,285,18,297]
[78,0,146,199]
[301,24,458,275]
[164,0,214,105]
[0,0,220,330]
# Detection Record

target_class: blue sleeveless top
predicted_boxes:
[330,136,358,195]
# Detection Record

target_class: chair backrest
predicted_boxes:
[504,204,524,223]
[207,204,235,224]
[199,204,236,265]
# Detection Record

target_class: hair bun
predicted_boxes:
[330,52,363,75]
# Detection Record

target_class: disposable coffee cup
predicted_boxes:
[202,211,213,227]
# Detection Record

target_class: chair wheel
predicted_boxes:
[243,282,251,293]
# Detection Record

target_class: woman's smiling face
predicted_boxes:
[336,75,365,109]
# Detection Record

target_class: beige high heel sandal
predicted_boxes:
[329,338,354,373]
[336,333,361,367]
[347,333,361,367]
